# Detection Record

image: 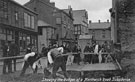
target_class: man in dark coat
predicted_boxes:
[73,44,78,63]
[41,44,48,57]
[26,44,32,54]
[83,43,91,63]
[76,45,81,65]
[2,41,12,74]
[9,41,19,72]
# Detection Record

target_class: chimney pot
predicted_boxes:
[107,19,109,23]
[89,20,92,24]
[51,2,55,7]
[68,5,71,9]
[98,20,100,23]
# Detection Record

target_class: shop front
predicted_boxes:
[0,24,38,56]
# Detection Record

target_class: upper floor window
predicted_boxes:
[102,30,106,38]
[0,0,8,20]
[31,16,35,29]
[0,0,8,11]
[15,11,19,21]
[24,13,28,27]
[24,13,35,29]
[27,14,31,27]
[92,30,95,36]
[56,18,61,24]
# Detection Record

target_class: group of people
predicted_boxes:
[83,41,112,64]
[2,40,114,79]
[19,43,69,78]
[2,40,19,74]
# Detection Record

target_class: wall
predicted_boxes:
[116,0,135,51]
[89,29,111,44]
[38,28,47,53]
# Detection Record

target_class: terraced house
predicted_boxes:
[0,0,38,55]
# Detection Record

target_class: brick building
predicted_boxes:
[25,0,75,49]
[0,0,38,56]
[57,8,75,45]
[38,21,56,52]
[72,10,88,40]
[88,20,111,45]
[24,0,56,52]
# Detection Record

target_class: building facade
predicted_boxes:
[73,10,88,40]
[25,0,56,51]
[38,21,56,52]
[25,0,75,48]
[88,20,111,45]
[0,0,38,56]
[55,8,74,45]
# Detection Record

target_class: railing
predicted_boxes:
[0,52,121,71]
[0,55,24,61]
[0,52,112,61]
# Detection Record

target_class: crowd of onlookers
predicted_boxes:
[1,40,121,74]
[83,41,112,64]
[36,41,113,65]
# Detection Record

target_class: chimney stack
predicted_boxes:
[89,20,92,24]
[98,20,100,23]
[51,2,55,7]
[107,19,109,23]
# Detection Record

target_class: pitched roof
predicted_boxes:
[73,10,88,24]
[11,0,37,14]
[88,22,111,30]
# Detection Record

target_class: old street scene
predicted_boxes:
[0,0,135,82]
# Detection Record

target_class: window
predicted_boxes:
[92,30,95,36]
[24,13,35,29]
[24,13,28,27]
[26,36,30,46]
[0,0,8,19]
[102,30,105,38]
[27,15,31,27]
[38,28,42,35]
[56,18,61,24]
[31,16,35,29]
[15,11,19,21]
[2,28,6,34]
[75,26,77,31]
[7,30,13,35]
[7,29,10,35]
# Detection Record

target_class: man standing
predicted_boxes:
[47,47,68,78]
[9,40,19,72]
[83,43,91,63]
[2,41,12,74]
[41,44,49,57]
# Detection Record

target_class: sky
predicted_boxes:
[14,0,112,22]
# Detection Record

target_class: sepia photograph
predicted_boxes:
[0,0,134,82]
